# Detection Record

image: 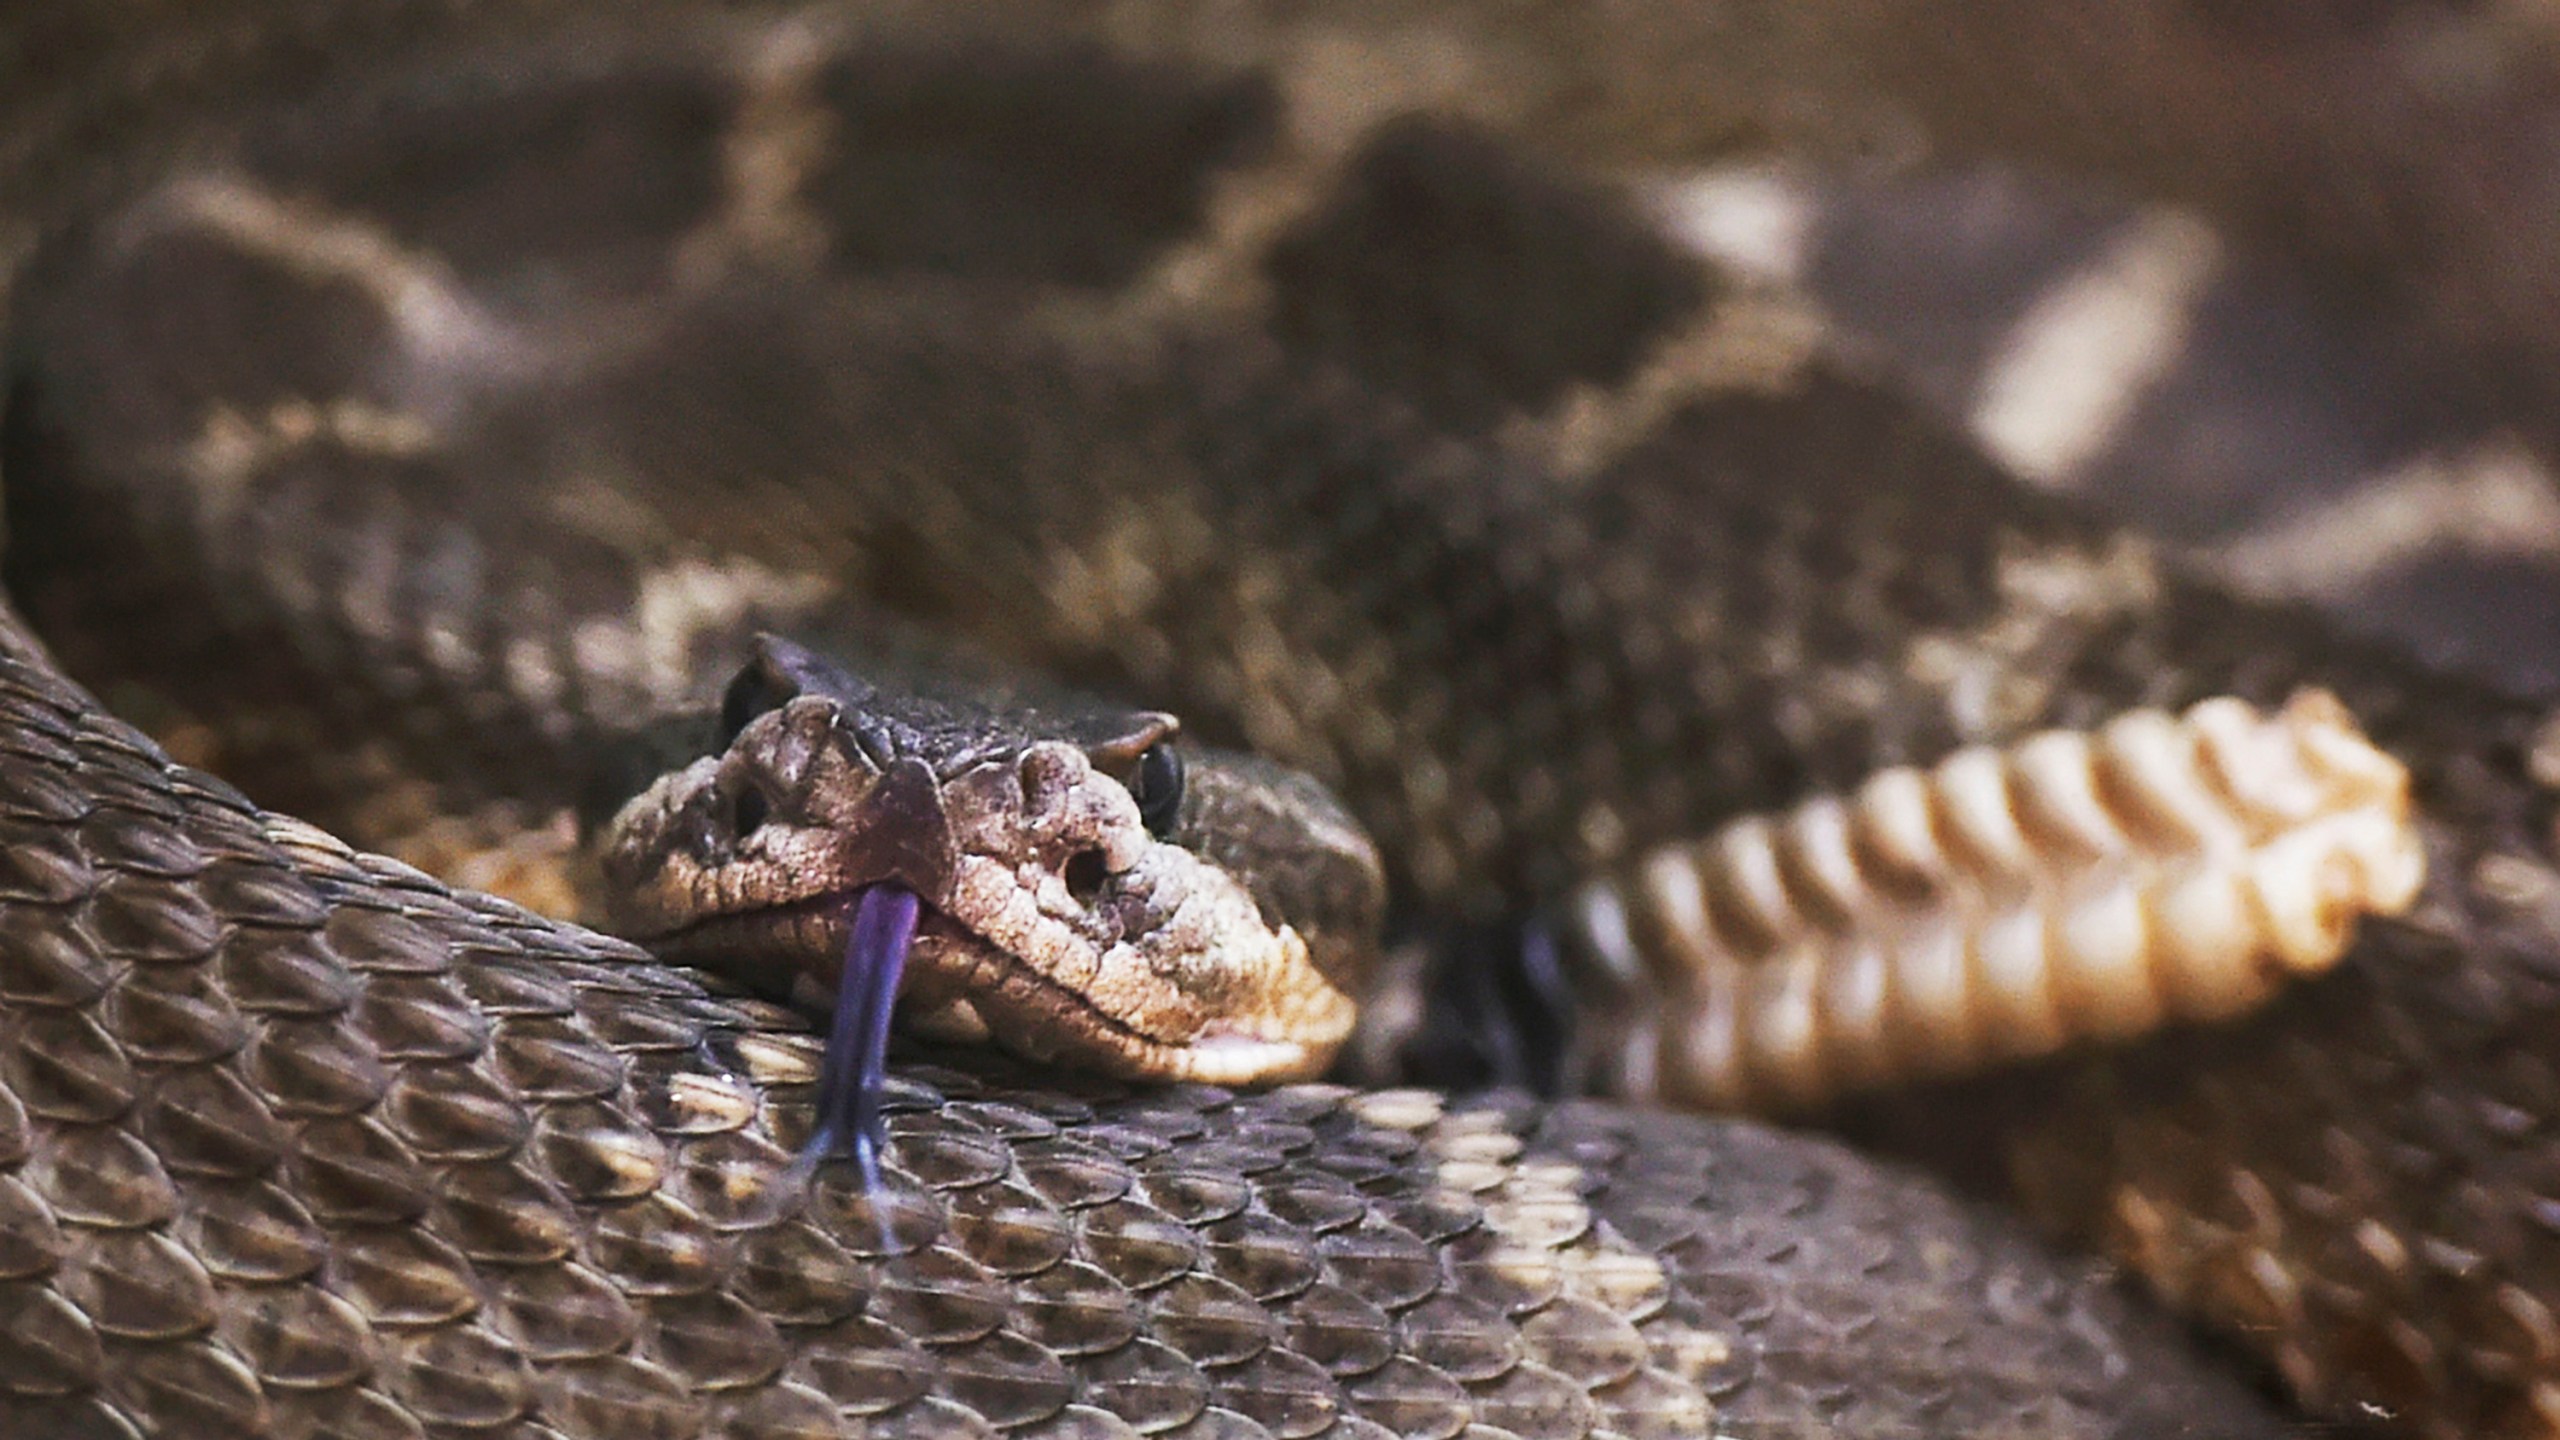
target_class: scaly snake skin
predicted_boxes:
[0,624,2285,1439]
[7,2,2560,1437]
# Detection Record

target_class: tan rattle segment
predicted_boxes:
[1579,691,2425,1112]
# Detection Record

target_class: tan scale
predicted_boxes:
[1578,690,2426,1112]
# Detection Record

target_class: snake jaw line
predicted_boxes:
[1576,689,2425,1113]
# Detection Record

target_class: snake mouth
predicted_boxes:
[649,876,1322,1187]
[644,882,1325,1079]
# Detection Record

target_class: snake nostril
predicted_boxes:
[1064,848,1108,903]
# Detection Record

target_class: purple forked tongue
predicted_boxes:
[803,883,918,1190]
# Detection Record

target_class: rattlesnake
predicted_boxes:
[6,4,2560,1438]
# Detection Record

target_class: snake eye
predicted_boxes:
[1129,742,1184,838]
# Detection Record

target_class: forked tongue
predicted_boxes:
[800,883,919,1191]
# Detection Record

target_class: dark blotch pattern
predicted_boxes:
[245,52,733,299]
[808,41,1277,289]
[1265,117,1715,433]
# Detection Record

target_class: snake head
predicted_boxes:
[600,635,1379,1085]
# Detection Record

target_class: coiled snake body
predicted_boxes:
[5,3,2560,1438]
